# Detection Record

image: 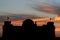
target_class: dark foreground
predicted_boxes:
[0,37,2,40]
[55,37,60,40]
[0,37,60,40]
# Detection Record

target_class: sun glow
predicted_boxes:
[54,16,60,21]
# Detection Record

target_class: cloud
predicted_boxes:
[0,12,40,21]
[32,3,59,15]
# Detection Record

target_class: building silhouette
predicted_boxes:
[2,21,13,40]
[22,19,37,32]
[46,22,55,40]
[2,19,56,40]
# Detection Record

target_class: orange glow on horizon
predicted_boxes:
[11,18,51,26]
[54,16,60,21]
[32,17,50,22]
[55,28,60,31]
[11,20,23,26]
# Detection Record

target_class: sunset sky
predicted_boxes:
[0,0,60,18]
[0,0,60,37]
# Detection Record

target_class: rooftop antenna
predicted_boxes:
[6,16,11,21]
[50,17,51,20]
[50,17,54,22]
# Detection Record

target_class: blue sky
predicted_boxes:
[0,0,60,17]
